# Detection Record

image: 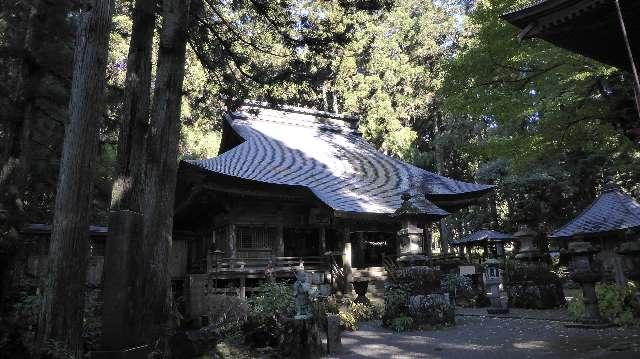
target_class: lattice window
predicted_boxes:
[237,226,275,250]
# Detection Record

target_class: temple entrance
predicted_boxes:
[284,228,320,257]
[352,232,396,268]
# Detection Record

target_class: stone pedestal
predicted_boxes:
[565,241,612,329]
[326,314,342,354]
[281,317,322,359]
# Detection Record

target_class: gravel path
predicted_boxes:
[328,317,640,359]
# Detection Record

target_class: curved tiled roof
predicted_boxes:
[187,105,492,216]
[549,184,640,239]
[450,230,514,246]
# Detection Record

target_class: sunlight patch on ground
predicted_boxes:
[513,340,549,350]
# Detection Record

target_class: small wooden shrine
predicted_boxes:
[450,229,513,262]
[549,182,640,284]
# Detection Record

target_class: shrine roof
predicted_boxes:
[450,230,514,246]
[186,104,492,217]
[502,0,640,71]
[549,184,640,239]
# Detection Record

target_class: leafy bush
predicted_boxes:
[567,282,637,326]
[312,295,340,330]
[338,309,358,331]
[244,282,294,347]
[597,283,637,326]
[390,316,413,332]
[207,295,248,340]
[382,284,410,326]
[337,299,381,331]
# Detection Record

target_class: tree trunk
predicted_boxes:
[110,0,156,212]
[433,115,450,254]
[133,0,191,345]
[102,0,156,350]
[36,0,113,356]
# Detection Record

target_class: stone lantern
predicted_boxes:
[506,225,565,309]
[566,241,610,328]
[382,193,455,327]
[393,193,424,255]
[617,237,640,304]
[484,258,508,314]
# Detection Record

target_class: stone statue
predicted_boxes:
[293,270,315,319]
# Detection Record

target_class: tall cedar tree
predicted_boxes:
[36,0,113,356]
[101,0,156,350]
[136,0,191,344]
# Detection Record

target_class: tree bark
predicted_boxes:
[133,0,191,345]
[101,0,155,350]
[110,0,156,212]
[36,0,113,356]
[433,115,450,254]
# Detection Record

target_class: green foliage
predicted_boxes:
[382,284,410,326]
[596,283,637,326]
[206,295,248,340]
[337,299,382,331]
[338,308,358,331]
[244,282,294,347]
[568,282,637,326]
[440,274,472,293]
[389,316,413,332]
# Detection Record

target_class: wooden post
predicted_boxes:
[319,227,326,255]
[355,232,365,268]
[342,226,353,294]
[239,277,246,299]
[423,225,433,256]
[276,224,285,256]
[228,223,236,258]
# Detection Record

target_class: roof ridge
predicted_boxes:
[240,100,359,122]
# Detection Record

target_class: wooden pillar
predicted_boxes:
[239,277,246,299]
[228,223,236,258]
[342,226,353,294]
[354,232,365,268]
[496,242,505,256]
[423,225,433,256]
[276,224,285,256]
[319,227,326,255]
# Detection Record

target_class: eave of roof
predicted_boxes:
[450,229,514,245]
[186,105,492,218]
[549,185,640,239]
[501,0,638,70]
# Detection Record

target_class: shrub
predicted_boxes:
[338,299,382,330]
[382,284,410,326]
[207,295,248,340]
[390,316,413,332]
[597,283,636,326]
[338,309,358,331]
[244,282,294,347]
[567,282,637,326]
